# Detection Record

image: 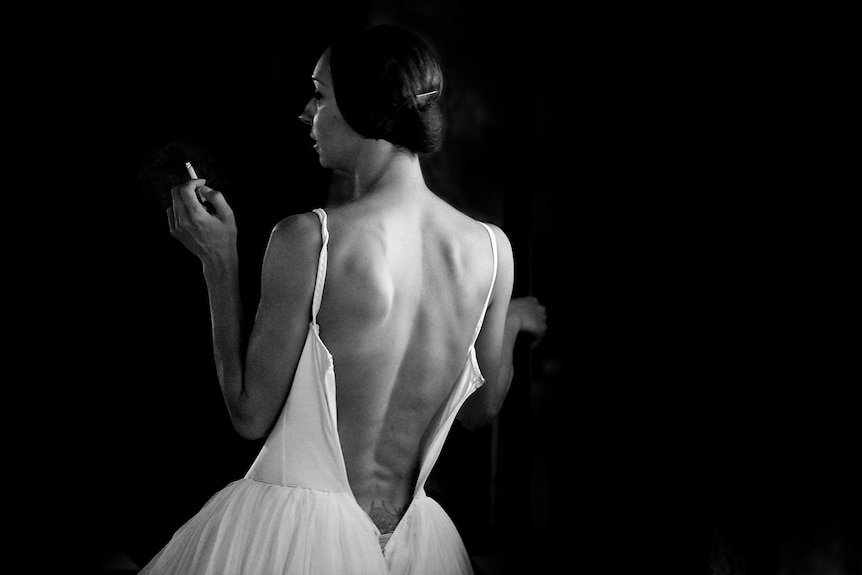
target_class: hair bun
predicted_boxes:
[330,25,445,154]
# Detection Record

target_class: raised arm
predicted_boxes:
[168,179,319,440]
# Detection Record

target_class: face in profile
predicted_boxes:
[299,48,361,171]
[299,25,444,167]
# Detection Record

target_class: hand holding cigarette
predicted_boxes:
[168,164,236,261]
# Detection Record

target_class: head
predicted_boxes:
[299,25,444,169]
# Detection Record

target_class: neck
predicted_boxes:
[350,141,426,198]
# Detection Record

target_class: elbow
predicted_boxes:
[230,413,270,441]
[458,414,494,431]
[235,424,268,441]
[225,390,274,440]
[456,403,499,431]
[457,372,512,431]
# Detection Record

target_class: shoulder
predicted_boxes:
[430,199,515,275]
[472,221,513,270]
[471,221,514,304]
[431,198,510,252]
[263,211,323,270]
[271,211,322,241]
[480,222,512,254]
[269,212,322,251]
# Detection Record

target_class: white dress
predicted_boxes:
[139,208,498,574]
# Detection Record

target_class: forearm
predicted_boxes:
[492,296,546,407]
[202,251,250,424]
[489,313,521,413]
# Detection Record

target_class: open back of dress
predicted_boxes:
[139,208,498,575]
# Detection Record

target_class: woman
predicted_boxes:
[143,24,546,575]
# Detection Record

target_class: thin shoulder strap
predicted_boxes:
[311,208,329,323]
[470,222,499,347]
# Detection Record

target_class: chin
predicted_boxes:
[318,155,345,172]
[314,149,327,167]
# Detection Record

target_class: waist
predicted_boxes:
[350,472,423,534]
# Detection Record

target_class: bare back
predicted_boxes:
[315,189,497,529]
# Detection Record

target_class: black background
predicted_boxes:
[24,2,859,574]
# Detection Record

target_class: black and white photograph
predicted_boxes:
[29,2,858,574]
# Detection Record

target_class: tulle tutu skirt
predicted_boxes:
[138,478,473,575]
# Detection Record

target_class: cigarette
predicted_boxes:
[185,161,205,204]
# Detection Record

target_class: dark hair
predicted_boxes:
[329,25,444,154]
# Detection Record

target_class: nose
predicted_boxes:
[298,97,314,126]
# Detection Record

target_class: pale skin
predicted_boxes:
[167,47,546,533]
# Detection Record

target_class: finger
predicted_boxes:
[171,184,193,227]
[166,205,177,234]
[176,178,208,216]
[199,186,234,219]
